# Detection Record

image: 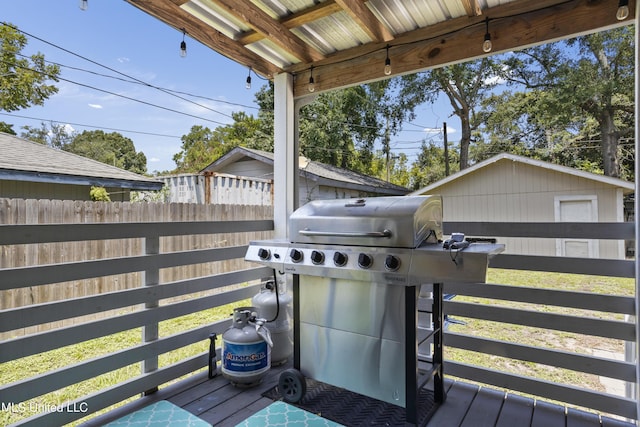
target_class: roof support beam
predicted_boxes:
[334,0,394,42]
[290,0,634,98]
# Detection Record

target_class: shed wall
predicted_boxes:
[432,160,625,259]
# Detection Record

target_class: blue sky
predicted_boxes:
[2,0,456,174]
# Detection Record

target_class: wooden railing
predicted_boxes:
[0,218,274,426]
[0,218,636,425]
[443,222,636,420]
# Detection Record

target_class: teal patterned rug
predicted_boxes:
[104,400,210,427]
[236,401,344,427]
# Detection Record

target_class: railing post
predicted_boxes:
[142,235,160,395]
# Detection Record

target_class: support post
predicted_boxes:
[142,235,159,395]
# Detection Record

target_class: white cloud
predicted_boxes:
[149,157,160,163]
[88,104,103,109]
[117,57,130,64]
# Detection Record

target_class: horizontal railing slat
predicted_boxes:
[445,300,635,341]
[444,332,636,381]
[444,222,634,240]
[13,354,209,427]
[0,284,260,362]
[0,267,271,332]
[0,220,274,245]
[0,245,249,290]
[0,318,231,404]
[446,361,637,419]
[489,254,635,278]
[444,282,635,315]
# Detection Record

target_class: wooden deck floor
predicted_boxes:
[84,361,634,427]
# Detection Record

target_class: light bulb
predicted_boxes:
[384,58,392,76]
[308,76,315,93]
[180,41,187,58]
[245,75,252,90]
[482,34,492,53]
[79,0,88,11]
[617,0,629,20]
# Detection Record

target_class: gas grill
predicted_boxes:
[245,195,503,425]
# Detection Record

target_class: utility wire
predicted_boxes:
[0,112,182,138]
[3,22,244,120]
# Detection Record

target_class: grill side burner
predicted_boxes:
[245,195,504,425]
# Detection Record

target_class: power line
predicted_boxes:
[0,112,182,138]
[15,52,259,111]
[3,22,250,121]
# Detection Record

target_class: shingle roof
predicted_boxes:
[202,146,408,195]
[0,132,163,190]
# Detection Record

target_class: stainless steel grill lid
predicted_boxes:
[289,195,443,248]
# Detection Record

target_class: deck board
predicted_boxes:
[459,386,504,427]
[81,361,637,427]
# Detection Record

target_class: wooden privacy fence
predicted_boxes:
[0,198,273,339]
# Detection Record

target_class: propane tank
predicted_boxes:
[252,278,293,365]
[222,307,273,387]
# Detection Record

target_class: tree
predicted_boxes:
[21,122,74,148]
[400,59,501,170]
[0,23,60,112]
[65,130,147,174]
[498,28,635,178]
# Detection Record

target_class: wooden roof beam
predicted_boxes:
[334,0,394,42]
[291,0,634,98]
[210,0,325,63]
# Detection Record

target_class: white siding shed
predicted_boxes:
[412,153,634,259]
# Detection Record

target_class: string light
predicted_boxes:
[384,45,392,76]
[482,17,492,53]
[79,0,88,11]
[308,66,315,93]
[617,0,630,20]
[245,67,252,89]
[180,29,187,58]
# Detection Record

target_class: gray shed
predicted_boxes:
[411,153,634,259]
[0,132,163,201]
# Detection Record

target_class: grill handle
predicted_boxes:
[299,229,392,238]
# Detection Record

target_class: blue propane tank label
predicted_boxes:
[223,342,269,372]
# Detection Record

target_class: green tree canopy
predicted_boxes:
[0,23,60,112]
[65,130,147,174]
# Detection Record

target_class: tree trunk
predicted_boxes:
[599,109,620,178]
[459,111,471,170]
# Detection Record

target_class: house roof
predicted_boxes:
[411,153,635,195]
[0,132,164,191]
[202,146,408,195]
[125,0,633,98]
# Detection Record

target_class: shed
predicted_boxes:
[199,146,408,204]
[0,132,164,201]
[411,153,634,259]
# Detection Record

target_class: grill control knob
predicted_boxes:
[290,249,304,263]
[358,253,373,269]
[333,252,348,267]
[257,248,271,260]
[385,255,401,271]
[311,250,325,265]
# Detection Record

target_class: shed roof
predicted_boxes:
[0,132,164,191]
[202,146,408,195]
[411,153,635,195]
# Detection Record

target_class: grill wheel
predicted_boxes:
[278,369,306,403]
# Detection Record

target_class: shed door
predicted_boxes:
[554,196,598,258]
